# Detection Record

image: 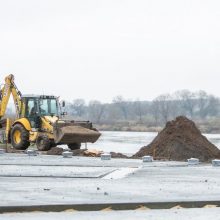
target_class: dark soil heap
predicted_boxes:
[47,147,63,155]
[110,152,128,159]
[133,116,220,162]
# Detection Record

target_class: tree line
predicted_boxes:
[66,90,220,130]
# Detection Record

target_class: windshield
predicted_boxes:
[39,98,59,116]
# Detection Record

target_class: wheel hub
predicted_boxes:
[13,130,21,144]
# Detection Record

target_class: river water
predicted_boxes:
[87,131,220,156]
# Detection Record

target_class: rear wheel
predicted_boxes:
[36,135,51,151]
[11,124,30,150]
[67,143,81,150]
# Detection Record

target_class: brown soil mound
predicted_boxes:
[71,149,128,158]
[110,152,128,158]
[47,147,63,155]
[47,148,128,158]
[133,116,220,162]
[71,149,87,156]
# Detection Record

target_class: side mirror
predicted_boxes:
[62,101,65,107]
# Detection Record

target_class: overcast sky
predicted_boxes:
[0,0,220,103]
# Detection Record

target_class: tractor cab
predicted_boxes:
[20,95,60,128]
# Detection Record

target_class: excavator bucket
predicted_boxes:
[53,121,101,144]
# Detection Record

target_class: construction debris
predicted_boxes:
[71,149,87,156]
[71,149,103,157]
[47,148,127,158]
[133,116,220,162]
[47,147,63,155]
[84,149,103,157]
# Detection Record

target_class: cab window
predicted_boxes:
[51,99,58,115]
[39,99,49,115]
[26,99,36,117]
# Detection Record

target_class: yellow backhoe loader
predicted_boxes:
[0,74,101,151]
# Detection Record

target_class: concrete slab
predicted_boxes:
[0,165,115,178]
[0,153,142,168]
[0,154,220,209]
[1,208,220,220]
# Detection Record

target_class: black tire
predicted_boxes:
[36,135,51,151]
[67,143,81,150]
[50,141,57,148]
[11,124,30,150]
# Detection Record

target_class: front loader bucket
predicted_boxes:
[53,125,101,144]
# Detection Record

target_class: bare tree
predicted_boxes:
[134,100,143,123]
[88,100,105,123]
[175,90,196,118]
[112,96,128,119]
[205,95,220,117]
[154,94,172,123]
[196,90,209,118]
[71,99,85,117]
[65,90,220,129]
[151,99,160,126]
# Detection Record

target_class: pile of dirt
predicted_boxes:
[47,147,63,155]
[47,148,102,157]
[110,152,128,158]
[71,149,128,158]
[71,149,87,156]
[133,116,220,162]
[46,147,128,158]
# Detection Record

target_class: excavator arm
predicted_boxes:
[0,74,22,119]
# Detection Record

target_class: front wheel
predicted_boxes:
[67,143,81,150]
[11,124,30,150]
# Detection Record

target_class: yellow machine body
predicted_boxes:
[0,74,101,151]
